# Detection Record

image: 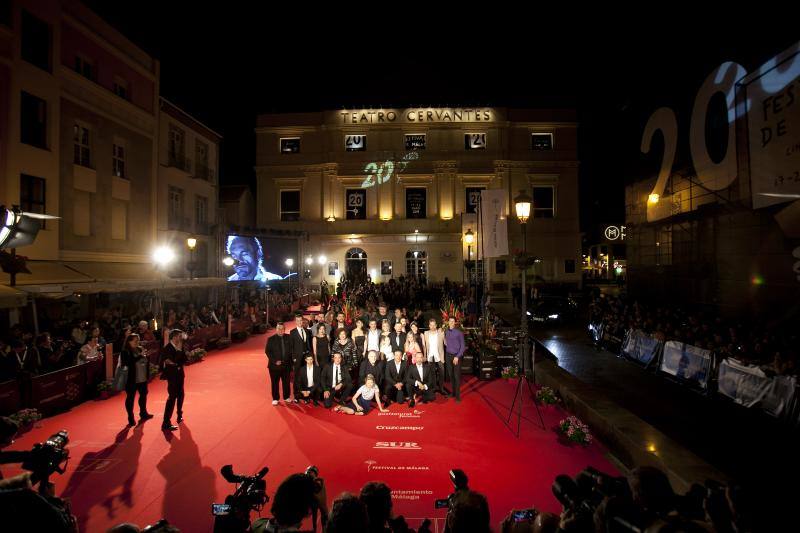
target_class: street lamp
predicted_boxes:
[222,256,235,267]
[186,237,197,279]
[513,188,533,362]
[152,246,175,267]
[317,255,327,265]
[285,257,294,279]
[464,228,475,285]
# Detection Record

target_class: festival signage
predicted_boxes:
[339,108,494,125]
[406,188,427,219]
[480,189,509,257]
[717,358,797,417]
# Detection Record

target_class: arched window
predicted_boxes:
[345,248,368,282]
[345,248,367,259]
[405,250,427,280]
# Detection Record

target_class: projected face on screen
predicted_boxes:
[226,236,294,282]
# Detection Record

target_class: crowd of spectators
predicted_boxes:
[589,293,798,376]
[0,286,303,383]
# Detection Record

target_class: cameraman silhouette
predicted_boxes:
[251,472,328,533]
[0,417,77,532]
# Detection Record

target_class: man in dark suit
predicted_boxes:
[384,350,409,405]
[288,314,312,369]
[389,322,406,354]
[295,353,322,405]
[406,352,435,407]
[160,329,188,430]
[266,323,293,405]
[321,352,352,408]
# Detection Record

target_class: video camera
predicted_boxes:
[0,430,70,492]
[434,468,468,510]
[212,464,269,533]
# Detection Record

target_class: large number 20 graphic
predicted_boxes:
[641,62,747,221]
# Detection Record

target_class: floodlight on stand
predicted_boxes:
[0,205,58,249]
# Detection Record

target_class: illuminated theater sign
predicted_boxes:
[340,108,495,124]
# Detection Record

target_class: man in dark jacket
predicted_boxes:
[383,350,408,405]
[295,353,322,405]
[160,329,187,431]
[321,352,352,408]
[406,352,435,407]
[266,323,293,405]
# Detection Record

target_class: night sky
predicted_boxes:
[83,3,797,241]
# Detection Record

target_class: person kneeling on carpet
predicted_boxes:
[333,374,388,415]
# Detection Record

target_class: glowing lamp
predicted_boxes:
[153,246,176,266]
[648,193,660,204]
[186,237,197,250]
[464,229,475,245]
[222,256,235,267]
[514,189,532,224]
[305,256,313,266]
[285,258,294,268]
[318,255,327,265]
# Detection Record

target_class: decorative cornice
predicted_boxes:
[433,160,458,171]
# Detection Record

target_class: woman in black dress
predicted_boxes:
[351,319,366,363]
[121,333,154,426]
[313,326,330,367]
[332,328,357,386]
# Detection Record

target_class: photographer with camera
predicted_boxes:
[0,423,77,532]
[250,470,328,533]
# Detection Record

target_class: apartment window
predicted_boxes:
[168,186,184,230]
[564,259,576,274]
[280,137,300,153]
[112,143,126,178]
[168,124,185,166]
[0,0,12,27]
[21,10,51,72]
[113,78,129,100]
[73,124,91,167]
[532,186,555,218]
[345,189,366,220]
[20,91,47,148]
[345,134,366,151]
[195,140,210,180]
[531,132,554,151]
[465,133,486,150]
[74,55,95,81]
[496,260,507,274]
[195,195,208,233]
[406,188,427,219]
[20,174,46,228]
[280,190,300,221]
[466,187,484,214]
[405,134,426,151]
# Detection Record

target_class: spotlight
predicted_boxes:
[152,246,175,266]
[318,255,327,265]
[0,205,57,249]
[222,256,235,267]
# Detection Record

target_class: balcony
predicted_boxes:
[167,216,192,232]
[167,153,191,173]
[194,163,215,182]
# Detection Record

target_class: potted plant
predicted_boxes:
[535,386,559,406]
[96,380,115,399]
[187,348,207,364]
[500,366,519,380]
[558,416,593,446]
[10,408,42,432]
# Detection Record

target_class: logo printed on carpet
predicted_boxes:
[373,441,421,450]
[365,460,430,473]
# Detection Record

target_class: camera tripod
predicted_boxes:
[505,335,545,438]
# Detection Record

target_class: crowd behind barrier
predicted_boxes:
[589,294,799,424]
[0,286,310,417]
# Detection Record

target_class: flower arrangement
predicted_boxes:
[97,380,114,393]
[187,348,207,364]
[216,337,232,350]
[440,297,464,327]
[342,298,357,326]
[10,408,42,426]
[558,416,592,445]
[536,386,559,405]
[501,366,519,379]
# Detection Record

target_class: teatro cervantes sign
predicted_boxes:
[339,108,495,124]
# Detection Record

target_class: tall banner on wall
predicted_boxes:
[741,42,800,209]
[480,189,509,257]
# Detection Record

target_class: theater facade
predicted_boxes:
[254,107,581,293]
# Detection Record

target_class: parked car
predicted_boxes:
[527,296,578,325]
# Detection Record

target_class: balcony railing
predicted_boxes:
[194,163,215,182]
[167,153,191,173]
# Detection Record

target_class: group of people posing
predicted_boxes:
[265,303,466,415]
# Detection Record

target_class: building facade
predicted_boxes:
[255,108,581,292]
[220,184,255,229]
[157,98,221,279]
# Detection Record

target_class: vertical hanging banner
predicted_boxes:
[480,189,509,257]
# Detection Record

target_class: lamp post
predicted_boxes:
[513,190,532,373]
[285,258,294,287]
[186,237,197,280]
[464,228,475,290]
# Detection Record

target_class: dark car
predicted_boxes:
[527,297,578,325]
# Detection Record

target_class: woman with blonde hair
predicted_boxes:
[332,373,388,415]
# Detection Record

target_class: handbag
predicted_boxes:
[113,357,129,391]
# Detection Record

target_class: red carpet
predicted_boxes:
[5,327,619,532]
